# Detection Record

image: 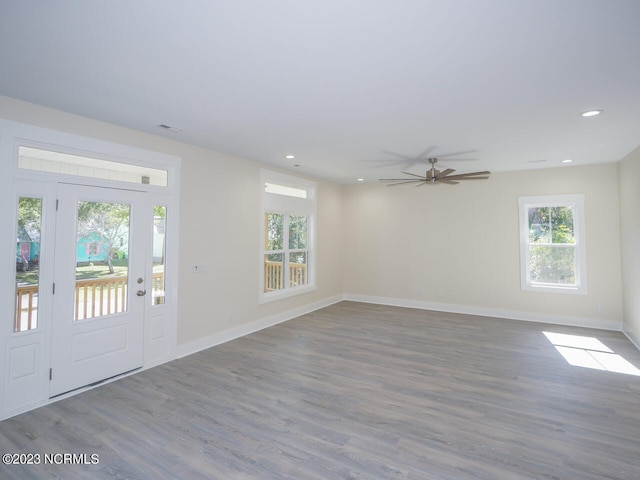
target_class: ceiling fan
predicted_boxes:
[380,157,490,186]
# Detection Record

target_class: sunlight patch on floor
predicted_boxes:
[543,331,640,376]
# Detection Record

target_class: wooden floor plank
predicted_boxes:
[1,301,640,479]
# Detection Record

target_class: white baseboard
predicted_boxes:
[343,293,624,331]
[175,294,344,359]
[623,326,640,351]
[177,293,626,362]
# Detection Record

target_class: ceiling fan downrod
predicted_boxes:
[428,157,438,183]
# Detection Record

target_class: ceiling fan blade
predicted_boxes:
[441,171,490,181]
[438,179,460,185]
[444,176,489,181]
[437,168,455,178]
[381,146,437,161]
[379,176,425,181]
[401,171,428,179]
[380,150,415,161]
[418,146,438,156]
[385,180,426,186]
[382,150,413,160]
[435,150,477,159]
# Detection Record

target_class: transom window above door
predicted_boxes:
[18,146,168,186]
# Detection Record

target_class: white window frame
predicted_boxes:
[518,194,587,295]
[260,170,316,303]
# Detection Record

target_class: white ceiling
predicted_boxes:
[1,0,639,183]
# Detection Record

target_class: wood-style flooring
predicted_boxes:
[1,301,640,479]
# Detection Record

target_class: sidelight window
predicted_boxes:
[14,197,43,332]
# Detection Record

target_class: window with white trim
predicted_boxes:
[518,194,586,294]
[261,170,316,301]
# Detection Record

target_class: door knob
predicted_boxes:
[136,289,147,297]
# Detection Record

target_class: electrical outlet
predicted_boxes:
[191,263,207,273]
[597,304,605,313]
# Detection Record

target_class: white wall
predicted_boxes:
[176,148,345,349]
[619,146,640,347]
[343,163,623,329]
[0,95,345,354]
[0,94,631,341]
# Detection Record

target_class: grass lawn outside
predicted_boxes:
[16,259,164,285]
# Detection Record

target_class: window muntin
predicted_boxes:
[519,195,586,294]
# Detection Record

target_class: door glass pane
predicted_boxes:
[14,197,42,332]
[152,206,167,305]
[75,201,130,320]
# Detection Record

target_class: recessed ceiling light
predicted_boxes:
[581,110,603,117]
[562,159,573,163]
[285,155,295,159]
[357,178,365,182]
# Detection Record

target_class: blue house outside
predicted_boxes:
[16,227,39,270]
[76,228,129,264]
[76,232,110,264]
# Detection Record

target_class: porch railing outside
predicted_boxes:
[15,284,38,331]
[15,272,165,330]
[264,261,307,291]
[16,265,302,326]
[75,276,128,320]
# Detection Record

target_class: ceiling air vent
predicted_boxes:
[157,124,183,133]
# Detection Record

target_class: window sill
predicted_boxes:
[259,284,316,304]
[522,283,587,295]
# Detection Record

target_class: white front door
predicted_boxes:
[49,184,149,397]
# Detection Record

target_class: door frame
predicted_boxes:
[0,118,181,420]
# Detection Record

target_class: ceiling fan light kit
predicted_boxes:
[380,157,490,186]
